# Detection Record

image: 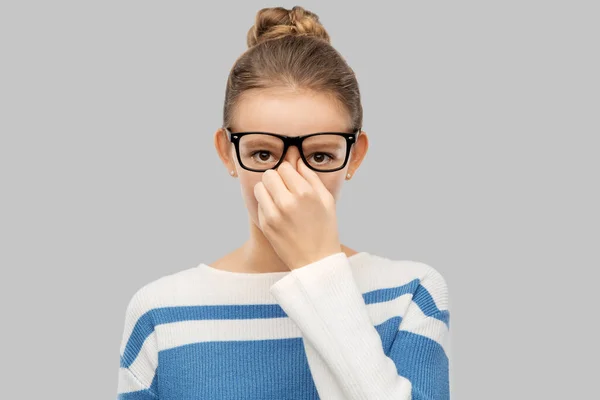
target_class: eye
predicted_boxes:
[250,150,276,163]
[307,152,335,165]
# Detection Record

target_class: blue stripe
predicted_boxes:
[121,280,448,368]
[121,304,287,368]
[120,311,155,368]
[374,316,403,353]
[157,338,320,399]
[412,283,449,328]
[389,330,450,400]
[363,278,420,304]
[375,306,450,399]
[432,309,450,328]
[364,278,449,328]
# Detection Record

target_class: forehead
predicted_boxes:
[232,88,351,135]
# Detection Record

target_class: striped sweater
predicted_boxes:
[116,251,451,399]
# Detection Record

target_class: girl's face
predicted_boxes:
[214,88,368,230]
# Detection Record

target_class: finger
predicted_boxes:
[261,168,294,210]
[276,161,313,196]
[256,198,267,232]
[296,158,331,200]
[253,181,280,222]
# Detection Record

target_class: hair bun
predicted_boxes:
[247,6,331,48]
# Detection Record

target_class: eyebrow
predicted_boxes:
[243,138,281,145]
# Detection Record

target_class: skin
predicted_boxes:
[212,87,369,273]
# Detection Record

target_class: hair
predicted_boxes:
[222,5,363,132]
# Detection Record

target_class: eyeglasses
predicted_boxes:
[224,127,361,173]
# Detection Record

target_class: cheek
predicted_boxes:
[319,174,345,201]
[238,173,262,223]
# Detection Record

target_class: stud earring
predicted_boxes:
[230,170,235,176]
[346,173,352,179]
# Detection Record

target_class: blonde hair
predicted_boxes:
[223,6,363,131]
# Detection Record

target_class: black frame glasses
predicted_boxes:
[224,127,361,173]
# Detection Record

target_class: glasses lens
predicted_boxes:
[238,133,348,172]
[239,134,284,171]
[302,134,347,171]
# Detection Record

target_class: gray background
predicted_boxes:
[1,0,598,398]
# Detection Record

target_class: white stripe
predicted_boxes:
[154,297,411,352]
[118,367,150,394]
[398,302,450,356]
[156,317,301,351]
[418,264,449,312]
[366,293,413,325]
[153,293,443,351]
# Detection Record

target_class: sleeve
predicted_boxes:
[116,289,160,399]
[269,252,451,400]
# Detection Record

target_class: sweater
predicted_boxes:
[116,251,451,400]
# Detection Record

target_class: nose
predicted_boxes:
[280,145,303,169]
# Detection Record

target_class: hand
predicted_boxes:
[253,159,343,270]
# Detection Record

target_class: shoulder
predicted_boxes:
[123,266,202,323]
[353,252,448,283]
[352,252,450,310]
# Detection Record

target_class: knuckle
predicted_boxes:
[279,198,296,212]
[297,188,313,199]
[265,211,282,227]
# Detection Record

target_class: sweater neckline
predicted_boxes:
[197,251,371,280]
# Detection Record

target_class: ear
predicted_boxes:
[346,130,369,177]
[214,128,237,175]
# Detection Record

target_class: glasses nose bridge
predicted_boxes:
[281,135,304,160]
